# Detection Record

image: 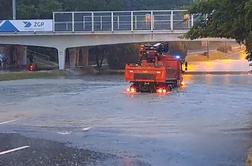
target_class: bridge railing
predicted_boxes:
[53,10,194,33]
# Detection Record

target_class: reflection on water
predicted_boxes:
[185,60,250,72]
[183,74,252,86]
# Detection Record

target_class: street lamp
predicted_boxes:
[12,0,16,20]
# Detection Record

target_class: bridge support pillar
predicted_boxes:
[15,46,27,66]
[57,47,66,70]
[79,47,89,67]
[68,47,89,68]
[69,48,79,68]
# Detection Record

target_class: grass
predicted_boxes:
[0,70,66,81]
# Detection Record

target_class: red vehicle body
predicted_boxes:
[125,43,183,93]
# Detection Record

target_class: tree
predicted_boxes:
[16,0,193,19]
[17,0,62,19]
[106,44,138,70]
[123,0,193,10]
[186,0,252,60]
[0,0,12,19]
[61,0,123,11]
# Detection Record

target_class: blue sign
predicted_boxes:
[0,20,53,33]
[23,21,32,28]
[0,21,19,32]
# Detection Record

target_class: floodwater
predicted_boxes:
[0,74,252,166]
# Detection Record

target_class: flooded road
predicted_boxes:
[0,74,252,166]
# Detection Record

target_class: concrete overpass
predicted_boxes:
[0,31,191,69]
[0,10,234,70]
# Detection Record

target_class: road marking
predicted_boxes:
[57,131,72,135]
[82,127,92,132]
[0,146,30,156]
[0,119,17,125]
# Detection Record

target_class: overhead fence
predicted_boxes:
[53,10,194,32]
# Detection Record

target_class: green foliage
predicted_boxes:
[16,0,62,19]
[0,0,12,19]
[61,0,123,11]
[0,71,65,81]
[15,0,124,19]
[123,0,192,10]
[90,44,138,70]
[13,0,193,19]
[1,0,194,19]
[106,44,138,70]
[186,0,252,60]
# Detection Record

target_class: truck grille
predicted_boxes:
[134,73,155,80]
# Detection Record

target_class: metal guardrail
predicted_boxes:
[53,10,194,33]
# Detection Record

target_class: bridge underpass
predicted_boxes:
[0,45,59,71]
[0,45,28,69]
[0,10,234,70]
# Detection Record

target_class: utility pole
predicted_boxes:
[12,0,16,20]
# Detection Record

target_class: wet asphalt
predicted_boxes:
[0,74,252,166]
[0,133,149,166]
